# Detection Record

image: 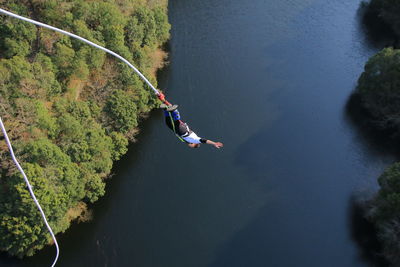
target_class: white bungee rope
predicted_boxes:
[0,7,163,266]
[0,118,59,267]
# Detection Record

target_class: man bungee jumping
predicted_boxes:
[158,93,223,149]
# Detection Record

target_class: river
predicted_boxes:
[0,0,395,266]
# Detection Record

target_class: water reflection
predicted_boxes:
[345,93,400,159]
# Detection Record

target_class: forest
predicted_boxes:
[0,0,169,257]
[355,0,400,265]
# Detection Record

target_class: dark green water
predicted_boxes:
[0,0,396,266]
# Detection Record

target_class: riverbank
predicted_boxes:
[0,0,170,257]
[347,1,400,265]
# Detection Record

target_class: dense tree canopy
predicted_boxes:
[368,0,400,37]
[356,47,400,132]
[358,1,400,265]
[367,163,400,265]
[0,0,169,257]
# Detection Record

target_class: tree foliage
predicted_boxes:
[107,89,138,133]
[356,47,400,132]
[368,0,400,37]
[0,0,169,257]
[366,163,400,265]
[357,3,400,264]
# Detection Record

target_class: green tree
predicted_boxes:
[34,101,59,138]
[153,7,171,44]
[133,7,157,47]
[107,89,138,133]
[80,164,105,203]
[33,53,62,97]
[125,16,145,48]
[356,47,400,131]
[52,42,75,79]
[374,163,400,219]
[0,14,36,58]
[367,162,400,265]
[368,0,400,37]
[0,56,36,101]
[3,38,31,58]
[110,131,128,160]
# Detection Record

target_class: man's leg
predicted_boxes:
[163,108,181,132]
[164,109,181,121]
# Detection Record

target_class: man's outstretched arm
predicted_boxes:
[203,139,224,149]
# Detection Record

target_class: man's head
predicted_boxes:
[188,143,201,148]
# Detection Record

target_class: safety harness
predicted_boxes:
[168,111,190,143]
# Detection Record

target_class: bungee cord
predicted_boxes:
[0,7,167,266]
[0,118,59,267]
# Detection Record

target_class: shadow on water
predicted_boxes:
[0,252,19,267]
[348,196,388,267]
[205,193,389,267]
[345,93,400,159]
[207,204,284,267]
[207,200,388,267]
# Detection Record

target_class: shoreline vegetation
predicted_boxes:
[0,0,170,257]
[353,0,400,265]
